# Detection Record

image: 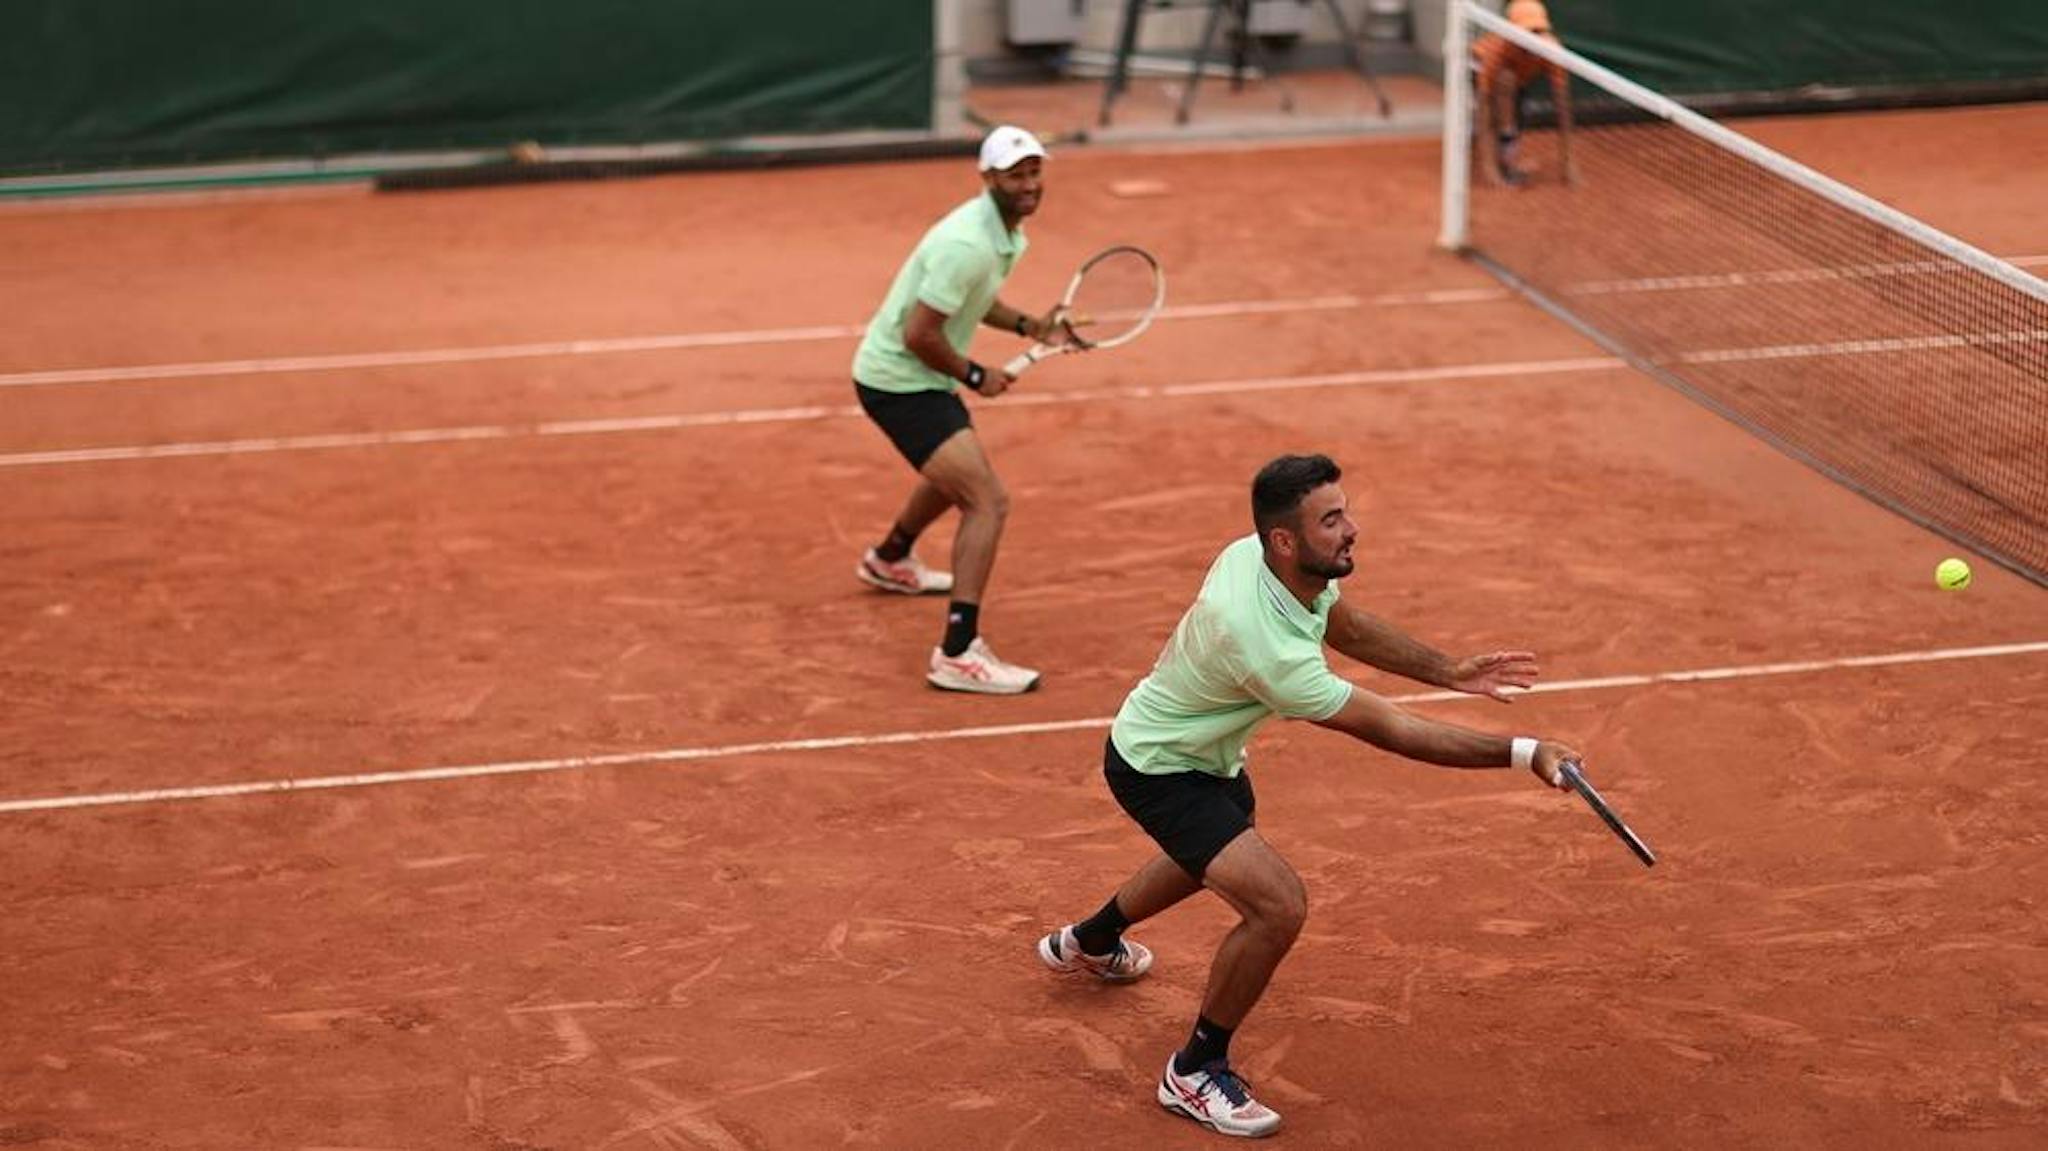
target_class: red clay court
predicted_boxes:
[3,103,2046,1148]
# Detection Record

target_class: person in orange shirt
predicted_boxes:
[1472,0,1577,187]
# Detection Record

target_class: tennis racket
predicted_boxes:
[1004,245,1165,379]
[1558,761,1657,867]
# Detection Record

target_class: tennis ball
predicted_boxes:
[1935,557,1972,591]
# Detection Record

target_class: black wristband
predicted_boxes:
[963,361,987,392]
[1013,313,1030,337]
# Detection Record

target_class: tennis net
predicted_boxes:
[1440,2,2048,586]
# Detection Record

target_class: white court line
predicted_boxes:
[0,324,869,389]
[1567,253,2048,296]
[5,254,2040,392]
[1678,329,2048,366]
[0,295,1374,390]
[0,354,1628,469]
[3,641,2041,815]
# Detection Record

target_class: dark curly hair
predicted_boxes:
[1251,454,1342,543]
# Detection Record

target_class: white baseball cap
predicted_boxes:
[978,125,1048,173]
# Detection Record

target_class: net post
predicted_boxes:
[1437,1,1472,251]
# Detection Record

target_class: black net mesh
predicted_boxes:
[1461,29,2048,585]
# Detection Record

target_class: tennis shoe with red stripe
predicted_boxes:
[1037,924,1153,983]
[927,637,1040,694]
[1158,1055,1282,1138]
[857,548,954,595]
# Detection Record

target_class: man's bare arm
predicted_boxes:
[1324,599,1539,701]
[1311,686,1574,785]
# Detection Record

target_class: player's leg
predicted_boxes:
[884,479,953,552]
[919,427,1038,693]
[860,479,954,592]
[1113,853,1206,924]
[1039,737,1228,980]
[1039,853,1196,982]
[1494,78,1530,186]
[853,383,958,595]
[1188,830,1306,1032]
[1472,63,1501,188]
[1043,738,1281,1132]
[1155,827,1297,1137]
[918,427,1006,606]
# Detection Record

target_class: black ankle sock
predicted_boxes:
[874,523,919,564]
[1072,896,1131,957]
[1175,1015,1234,1074]
[940,601,979,657]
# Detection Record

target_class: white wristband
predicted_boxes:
[1510,737,1538,772]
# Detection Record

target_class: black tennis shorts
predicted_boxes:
[1104,736,1256,879]
[854,381,972,470]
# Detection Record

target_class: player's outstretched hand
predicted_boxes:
[1447,650,1539,701]
[1532,741,1580,789]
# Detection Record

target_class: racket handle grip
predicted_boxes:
[1003,350,1034,378]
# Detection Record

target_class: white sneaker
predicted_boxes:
[927,637,1040,695]
[1037,924,1153,983]
[1158,1055,1282,1138]
[857,548,953,595]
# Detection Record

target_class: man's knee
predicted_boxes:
[960,475,1009,520]
[983,479,1011,520]
[1257,874,1308,942]
[1233,867,1307,944]
[920,434,1007,514]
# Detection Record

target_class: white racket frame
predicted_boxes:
[1004,245,1165,378]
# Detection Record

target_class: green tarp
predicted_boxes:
[1551,0,2048,96]
[0,1,934,175]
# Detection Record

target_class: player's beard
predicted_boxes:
[992,184,1039,219]
[1301,538,1355,580]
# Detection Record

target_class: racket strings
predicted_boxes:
[1064,253,1162,347]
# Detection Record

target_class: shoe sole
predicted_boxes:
[855,562,953,596]
[1156,1084,1282,1139]
[927,671,1039,695]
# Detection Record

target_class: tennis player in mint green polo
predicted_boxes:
[850,125,1067,696]
[1034,454,1588,1139]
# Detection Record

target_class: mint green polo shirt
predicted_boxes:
[852,191,1027,394]
[1111,534,1354,778]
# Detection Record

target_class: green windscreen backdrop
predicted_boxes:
[0,1,934,176]
[1548,0,2048,97]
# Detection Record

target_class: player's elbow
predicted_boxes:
[1321,699,1447,764]
[1310,693,1399,747]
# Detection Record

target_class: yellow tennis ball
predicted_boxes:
[1935,557,1972,591]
